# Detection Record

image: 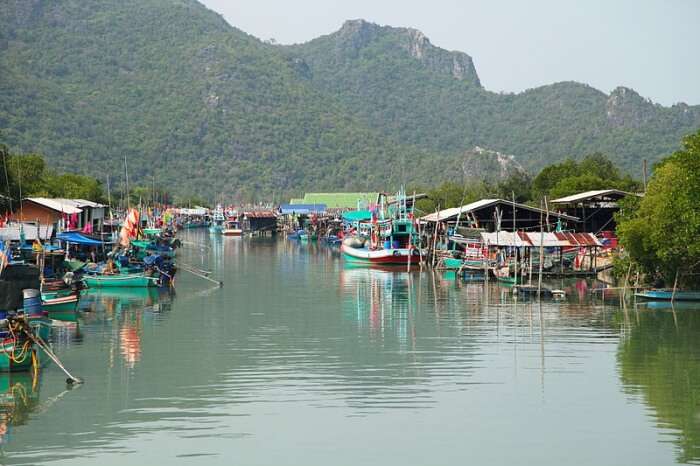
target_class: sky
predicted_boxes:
[199,0,700,106]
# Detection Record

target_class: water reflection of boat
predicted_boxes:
[82,287,163,302]
[638,301,700,311]
[635,290,700,301]
[0,372,40,445]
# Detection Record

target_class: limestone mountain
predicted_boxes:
[288,20,700,174]
[1,1,698,200]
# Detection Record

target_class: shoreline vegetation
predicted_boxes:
[2,129,700,289]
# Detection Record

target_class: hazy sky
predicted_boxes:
[200,0,699,106]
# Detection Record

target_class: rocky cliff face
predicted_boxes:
[606,87,656,128]
[329,19,481,86]
[462,146,525,182]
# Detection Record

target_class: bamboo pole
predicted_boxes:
[431,206,440,268]
[671,270,680,303]
[537,198,546,298]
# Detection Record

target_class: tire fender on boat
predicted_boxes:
[393,250,401,257]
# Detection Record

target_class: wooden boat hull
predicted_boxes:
[84,274,158,288]
[635,290,700,301]
[42,295,79,313]
[341,244,420,265]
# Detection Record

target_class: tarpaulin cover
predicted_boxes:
[57,231,104,246]
[0,264,40,310]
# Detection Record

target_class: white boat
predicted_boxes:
[209,205,225,234]
[223,219,243,236]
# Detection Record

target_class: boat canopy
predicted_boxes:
[56,231,105,246]
[342,210,372,222]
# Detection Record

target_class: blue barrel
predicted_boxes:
[392,240,400,249]
[383,240,392,249]
[22,289,43,316]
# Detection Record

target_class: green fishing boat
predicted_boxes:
[0,319,49,372]
[143,228,162,237]
[42,294,79,321]
[83,273,159,288]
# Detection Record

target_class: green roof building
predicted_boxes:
[291,193,380,210]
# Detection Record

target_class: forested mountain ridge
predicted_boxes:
[288,19,700,173]
[0,0,450,200]
[1,1,698,200]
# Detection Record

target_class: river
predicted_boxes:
[2,232,699,465]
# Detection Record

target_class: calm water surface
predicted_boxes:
[2,231,699,465]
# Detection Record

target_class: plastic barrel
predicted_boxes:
[392,240,400,249]
[383,240,392,250]
[22,289,43,316]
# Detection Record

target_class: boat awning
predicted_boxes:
[279,203,327,215]
[480,231,602,247]
[342,210,372,222]
[56,231,105,246]
[421,198,578,222]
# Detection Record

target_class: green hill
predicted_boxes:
[288,19,700,173]
[1,2,698,200]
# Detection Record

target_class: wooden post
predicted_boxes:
[512,192,518,286]
[537,198,546,298]
[622,262,632,305]
[431,207,440,268]
[671,270,680,303]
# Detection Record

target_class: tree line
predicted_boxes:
[414,152,641,213]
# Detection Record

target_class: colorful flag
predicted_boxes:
[119,208,140,247]
[0,241,8,275]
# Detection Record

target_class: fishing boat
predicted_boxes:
[222,219,243,236]
[635,289,700,301]
[341,190,420,266]
[0,256,51,372]
[41,294,79,322]
[83,273,159,288]
[299,231,318,242]
[209,205,225,234]
[42,294,79,313]
[286,229,304,240]
[0,318,43,372]
[461,265,486,282]
[143,227,162,237]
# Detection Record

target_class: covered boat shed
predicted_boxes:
[550,189,640,233]
[291,193,379,210]
[422,199,578,232]
[480,230,605,275]
[243,211,278,235]
[279,204,327,216]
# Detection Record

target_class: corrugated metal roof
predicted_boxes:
[24,198,82,214]
[422,199,578,222]
[550,189,638,204]
[71,199,107,208]
[480,230,601,247]
[0,223,54,241]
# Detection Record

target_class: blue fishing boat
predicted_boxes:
[635,289,700,301]
[461,266,486,282]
